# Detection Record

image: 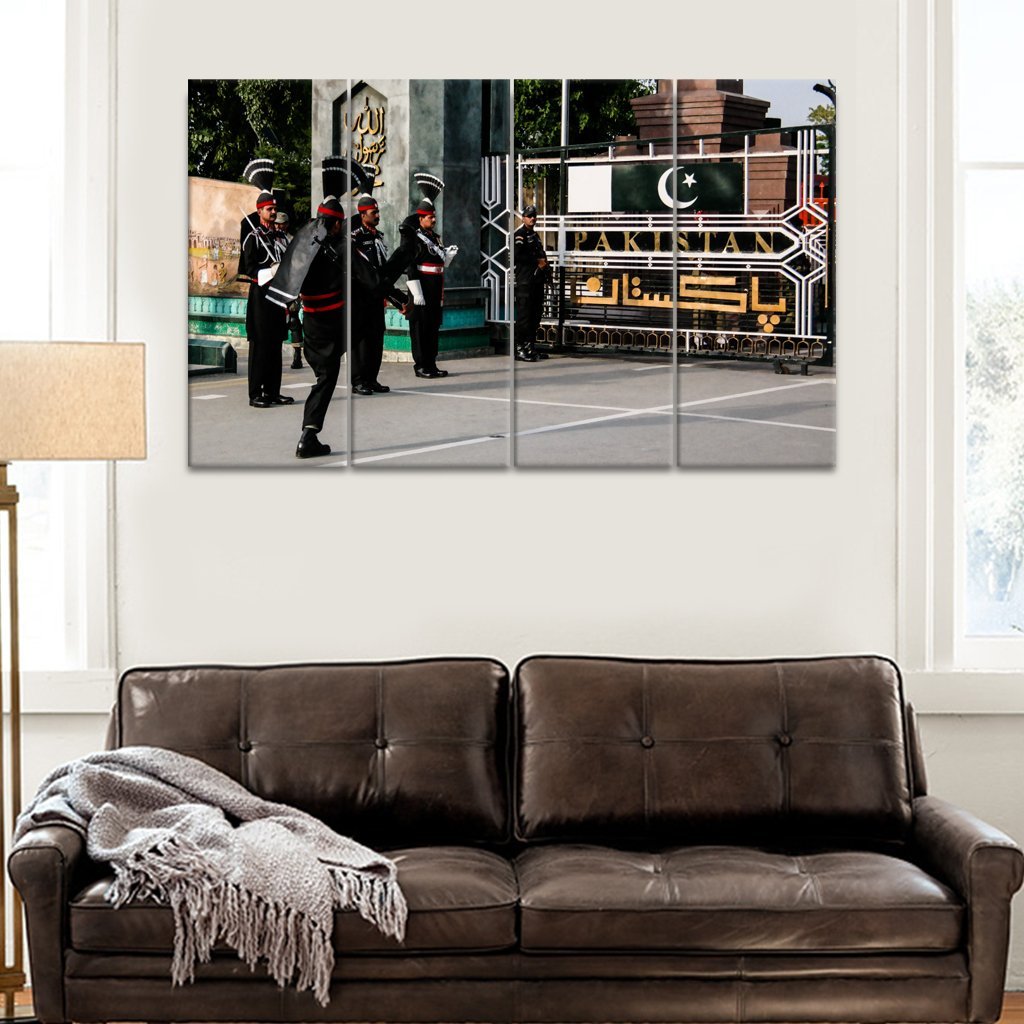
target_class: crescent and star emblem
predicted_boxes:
[658,168,699,210]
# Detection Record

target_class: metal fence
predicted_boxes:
[498,123,834,363]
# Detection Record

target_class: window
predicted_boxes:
[956,0,1024,666]
[0,3,115,687]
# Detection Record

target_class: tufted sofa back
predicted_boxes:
[514,656,914,844]
[111,660,510,848]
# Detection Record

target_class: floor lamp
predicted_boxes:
[0,342,146,1017]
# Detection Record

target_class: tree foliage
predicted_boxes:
[189,80,312,222]
[808,82,836,176]
[514,79,656,152]
[965,281,1024,616]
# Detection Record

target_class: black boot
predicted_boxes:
[295,428,331,459]
[290,347,303,370]
[515,345,541,362]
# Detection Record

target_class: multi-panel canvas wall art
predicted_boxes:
[188,79,835,468]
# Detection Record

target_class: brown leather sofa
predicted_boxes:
[10,655,1023,1023]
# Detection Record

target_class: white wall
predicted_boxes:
[113,0,898,664]
[88,0,1024,989]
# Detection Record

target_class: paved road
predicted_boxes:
[188,352,835,469]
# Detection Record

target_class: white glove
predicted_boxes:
[443,244,459,267]
[407,279,426,306]
[256,264,279,286]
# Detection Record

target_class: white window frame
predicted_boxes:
[16,0,120,715]
[898,0,1024,710]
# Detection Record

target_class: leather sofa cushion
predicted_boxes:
[113,660,509,846]
[516,845,963,953]
[70,847,517,954]
[515,656,913,842]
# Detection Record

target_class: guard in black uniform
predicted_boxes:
[385,173,458,379]
[237,159,293,407]
[513,204,550,361]
[268,159,373,458]
[351,193,409,395]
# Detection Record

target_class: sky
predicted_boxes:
[743,80,827,129]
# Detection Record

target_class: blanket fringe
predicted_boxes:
[328,864,408,942]
[106,837,407,1007]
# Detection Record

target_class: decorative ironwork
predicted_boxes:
[517,125,834,362]
[480,155,510,323]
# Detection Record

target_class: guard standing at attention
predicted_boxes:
[385,173,458,379]
[513,204,550,362]
[351,192,409,395]
[237,158,294,407]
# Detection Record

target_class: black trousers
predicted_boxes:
[246,282,287,401]
[408,280,443,371]
[352,299,386,387]
[301,310,345,433]
[515,283,545,349]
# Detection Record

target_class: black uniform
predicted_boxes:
[238,213,289,402]
[351,222,407,389]
[267,219,349,433]
[514,224,550,355]
[387,214,447,374]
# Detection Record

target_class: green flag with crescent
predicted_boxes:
[611,163,743,213]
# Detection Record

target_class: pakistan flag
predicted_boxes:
[567,162,743,214]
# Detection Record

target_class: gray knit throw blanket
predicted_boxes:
[14,746,407,1006]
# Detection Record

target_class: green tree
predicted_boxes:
[965,281,1024,612]
[189,80,312,222]
[514,79,656,152]
[808,94,836,176]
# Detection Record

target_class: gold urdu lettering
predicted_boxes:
[578,275,621,306]
[677,275,748,314]
[751,276,787,313]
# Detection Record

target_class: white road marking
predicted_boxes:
[281,382,312,390]
[678,411,836,432]
[394,388,646,415]
[191,394,226,400]
[678,379,833,410]
[632,361,734,371]
[350,434,503,465]
[390,388,508,403]
[517,404,672,437]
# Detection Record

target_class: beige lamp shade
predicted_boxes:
[0,341,147,460]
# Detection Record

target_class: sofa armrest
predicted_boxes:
[911,795,1024,1022]
[8,825,88,1024]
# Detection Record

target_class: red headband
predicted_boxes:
[318,204,345,220]
[358,202,378,212]
[417,207,435,216]
[256,198,276,209]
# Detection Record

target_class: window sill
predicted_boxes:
[17,670,116,715]
[903,670,1024,714]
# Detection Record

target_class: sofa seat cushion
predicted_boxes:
[516,845,963,953]
[70,846,517,954]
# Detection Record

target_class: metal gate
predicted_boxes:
[514,123,835,364]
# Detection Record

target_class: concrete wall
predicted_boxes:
[36,0,1022,989]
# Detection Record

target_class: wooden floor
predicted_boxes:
[1002,992,1024,1024]
[9,989,1024,1022]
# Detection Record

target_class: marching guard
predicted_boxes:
[268,158,374,458]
